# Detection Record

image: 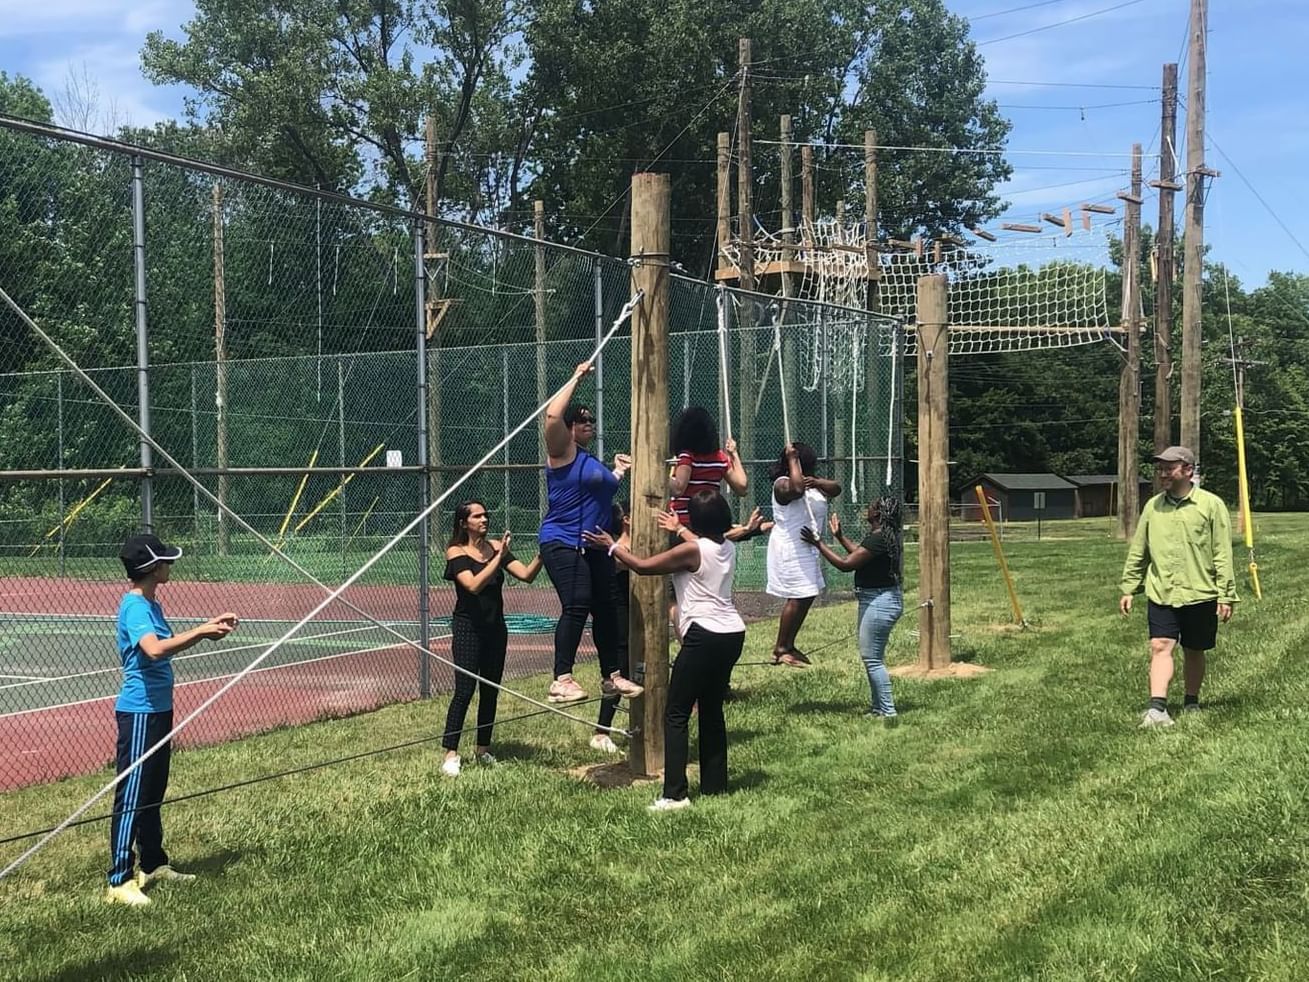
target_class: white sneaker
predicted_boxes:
[548,675,588,704]
[648,796,692,813]
[475,752,496,765]
[104,880,151,906]
[441,755,462,777]
[1139,707,1175,729]
[602,672,644,699]
[138,865,196,887]
[589,733,621,754]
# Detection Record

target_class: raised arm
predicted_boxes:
[805,475,842,499]
[800,525,870,572]
[506,552,543,584]
[773,444,806,504]
[544,362,592,458]
[723,438,748,496]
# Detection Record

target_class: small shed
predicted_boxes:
[956,473,1078,521]
[1067,475,1155,518]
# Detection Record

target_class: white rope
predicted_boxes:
[715,284,733,444]
[0,285,643,882]
[885,325,899,490]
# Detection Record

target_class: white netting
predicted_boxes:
[723,219,1118,357]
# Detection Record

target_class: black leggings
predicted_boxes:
[542,542,621,680]
[597,572,630,731]
[664,623,745,800]
[442,617,507,751]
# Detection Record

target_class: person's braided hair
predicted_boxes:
[875,495,904,583]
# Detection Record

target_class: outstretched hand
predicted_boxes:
[742,506,764,534]
[655,508,681,533]
[828,513,842,537]
[799,525,820,546]
[582,527,615,551]
[201,613,239,640]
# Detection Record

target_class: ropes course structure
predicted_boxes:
[722,218,1121,358]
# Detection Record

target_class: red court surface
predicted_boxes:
[1,575,593,790]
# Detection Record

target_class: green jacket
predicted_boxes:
[1120,485,1239,606]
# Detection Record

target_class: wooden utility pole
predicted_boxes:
[1117,144,1143,539]
[801,145,815,232]
[424,115,444,512]
[627,172,671,778]
[715,132,731,274]
[1181,0,1208,454]
[736,38,755,467]
[916,275,950,670]
[779,115,794,301]
[864,130,880,314]
[1154,64,1179,461]
[212,183,230,555]
[534,199,548,516]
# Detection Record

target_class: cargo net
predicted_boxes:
[725,219,1117,357]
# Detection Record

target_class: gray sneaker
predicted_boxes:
[1139,707,1175,728]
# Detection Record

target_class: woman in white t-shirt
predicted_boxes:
[584,489,757,811]
[766,442,841,667]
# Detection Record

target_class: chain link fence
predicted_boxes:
[0,117,902,791]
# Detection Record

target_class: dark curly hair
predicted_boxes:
[671,406,720,456]
[687,489,733,539]
[768,442,817,480]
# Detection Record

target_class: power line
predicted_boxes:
[969,0,1079,22]
[976,0,1154,46]
[756,139,1157,158]
[987,79,1159,91]
[1205,135,1309,266]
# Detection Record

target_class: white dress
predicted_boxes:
[766,482,828,599]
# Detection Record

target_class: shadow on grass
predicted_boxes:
[181,847,245,877]
[482,740,555,765]
[46,945,174,982]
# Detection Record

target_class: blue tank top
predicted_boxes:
[539,449,619,548]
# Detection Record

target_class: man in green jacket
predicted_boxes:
[1119,446,1238,728]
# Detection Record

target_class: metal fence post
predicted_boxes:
[131,154,153,530]
[593,258,605,461]
[414,222,432,699]
[190,364,200,544]
[56,371,66,576]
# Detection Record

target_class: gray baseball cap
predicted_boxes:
[1152,445,1196,465]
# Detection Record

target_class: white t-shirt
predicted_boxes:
[673,537,746,636]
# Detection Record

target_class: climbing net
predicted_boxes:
[723,219,1118,358]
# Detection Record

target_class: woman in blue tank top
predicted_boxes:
[540,361,644,706]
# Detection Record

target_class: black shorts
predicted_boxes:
[1147,599,1218,651]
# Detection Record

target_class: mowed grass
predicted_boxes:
[2,515,1309,981]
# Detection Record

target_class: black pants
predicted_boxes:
[443,617,508,751]
[664,624,745,800]
[108,710,172,886]
[542,542,621,680]
[597,570,630,731]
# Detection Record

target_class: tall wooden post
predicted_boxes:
[1181,0,1207,454]
[1117,144,1143,539]
[779,115,794,301]
[535,200,548,516]
[864,130,879,314]
[735,38,755,468]
[801,145,815,231]
[628,173,671,778]
[1154,64,1179,460]
[916,275,950,670]
[212,182,230,555]
[715,132,731,274]
[424,115,444,513]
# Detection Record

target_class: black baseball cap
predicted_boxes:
[120,533,183,578]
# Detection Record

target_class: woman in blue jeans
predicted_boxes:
[802,496,904,721]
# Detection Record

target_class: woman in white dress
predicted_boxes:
[766,442,841,667]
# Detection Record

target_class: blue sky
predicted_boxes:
[0,0,1303,286]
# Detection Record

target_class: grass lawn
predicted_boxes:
[2,514,1308,980]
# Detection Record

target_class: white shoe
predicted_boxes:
[1139,708,1175,729]
[648,797,692,813]
[441,755,462,777]
[475,752,496,765]
[589,734,621,754]
[105,880,151,906]
[138,865,196,887]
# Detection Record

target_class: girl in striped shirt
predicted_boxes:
[668,407,748,523]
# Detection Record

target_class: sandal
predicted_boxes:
[776,652,808,669]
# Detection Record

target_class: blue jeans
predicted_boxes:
[855,587,903,716]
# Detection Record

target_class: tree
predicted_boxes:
[522,0,1011,261]
[141,0,524,216]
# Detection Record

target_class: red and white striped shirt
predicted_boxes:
[670,450,730,525]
